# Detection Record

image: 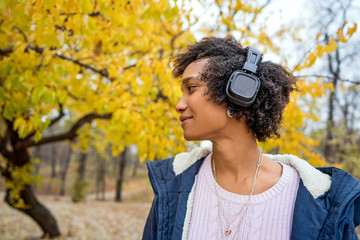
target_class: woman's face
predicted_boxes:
[175,59,229,141]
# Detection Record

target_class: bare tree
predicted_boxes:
[304,0,360,164]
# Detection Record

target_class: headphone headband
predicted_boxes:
[243,46,262,73]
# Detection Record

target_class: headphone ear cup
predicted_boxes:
[226,46,262,107]
[226,70,260,107]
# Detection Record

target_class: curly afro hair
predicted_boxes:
[172,36,296,142]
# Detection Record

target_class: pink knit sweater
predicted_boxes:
[187,154,300,240]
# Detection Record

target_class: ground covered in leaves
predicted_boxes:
[0,192,151,240]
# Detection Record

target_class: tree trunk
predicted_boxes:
[132,156,139,178]
[323,47,340,164]
[5,186,60,238]
[115,147,128,202]
[59,141,72,196]
[77,152,87,181]
[3,122,61,238]
[96,157,106,201]
[324,89,336,163]
[72,151,88,202]
[51,143,57,178]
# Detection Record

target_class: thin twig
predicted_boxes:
[295,74,360,85]
[12,26,28,42]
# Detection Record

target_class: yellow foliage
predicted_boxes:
[261,78,328,167]
[327,37,338,53]
[297,22,357,71]
[333,163,343,169]
[5,161,42,209]
[314,44,324,58]
[0,0,196,162]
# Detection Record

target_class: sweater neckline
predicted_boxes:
[203,153,292,205]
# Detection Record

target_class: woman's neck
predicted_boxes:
[208,118,282,195]
[211,136,260,183]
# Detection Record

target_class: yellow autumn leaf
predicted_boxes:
[81,0,93,14]
[324,37,337,54]
[13,117,26,131]
[315,31,322,41]
[347,22,357,37]
[306,53,317,67]
[328,37,338,51]
[314,44,324,58]
[337,28,348,43]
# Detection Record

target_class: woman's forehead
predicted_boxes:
[182,59,209,80]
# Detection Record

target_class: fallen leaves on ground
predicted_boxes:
[0,192,151,240]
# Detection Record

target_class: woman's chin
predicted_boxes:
[183,133,206,141]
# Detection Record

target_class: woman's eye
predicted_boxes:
[188,85,196,91]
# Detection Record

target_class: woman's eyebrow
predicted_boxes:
[181,76,199,85]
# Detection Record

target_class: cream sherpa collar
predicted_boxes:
[173,146,331,199]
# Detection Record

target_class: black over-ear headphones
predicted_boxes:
[226,46,262,107]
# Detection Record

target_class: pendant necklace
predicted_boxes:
[212,148,263,237]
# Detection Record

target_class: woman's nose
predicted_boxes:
[175,97,187,113]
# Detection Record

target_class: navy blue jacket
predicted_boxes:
[143,149,360,240]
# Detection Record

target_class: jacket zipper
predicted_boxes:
[334,192,360,240]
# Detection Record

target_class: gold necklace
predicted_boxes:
[212,148,263,237]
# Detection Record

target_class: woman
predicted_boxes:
[142,37,360,240]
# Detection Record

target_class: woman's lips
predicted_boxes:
[179,116,193,126]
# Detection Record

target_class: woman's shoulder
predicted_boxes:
[266,153,360,201]
[316,166,360,199]
[172,147,211,175]
[265,153,332,198]
[147,146,211,180]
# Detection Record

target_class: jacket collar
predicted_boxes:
[173,146,331,199]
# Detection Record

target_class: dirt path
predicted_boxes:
[0,192,151,240]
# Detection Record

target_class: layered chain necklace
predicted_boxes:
[212,148,263,238]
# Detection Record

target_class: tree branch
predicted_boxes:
[48,105,65,128]
[122,64,136,71]
[23,105,65,142]
[27,45,45,54]
[59,11,101,17]
[35,55,44,73]
[1,44,135,78]
[12,26,28,42]
[0,47,13,57]
[0,126,11,159]
[0,164,10,178]
[63,87,86,101]
[0,144,11,159]
[0,127,9,147]
[19,112,112,149]
[6,25,136,78]
[294,74,360,85]
[55,53,109,77]
[56,53,136,81]
[246,0,272,31]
